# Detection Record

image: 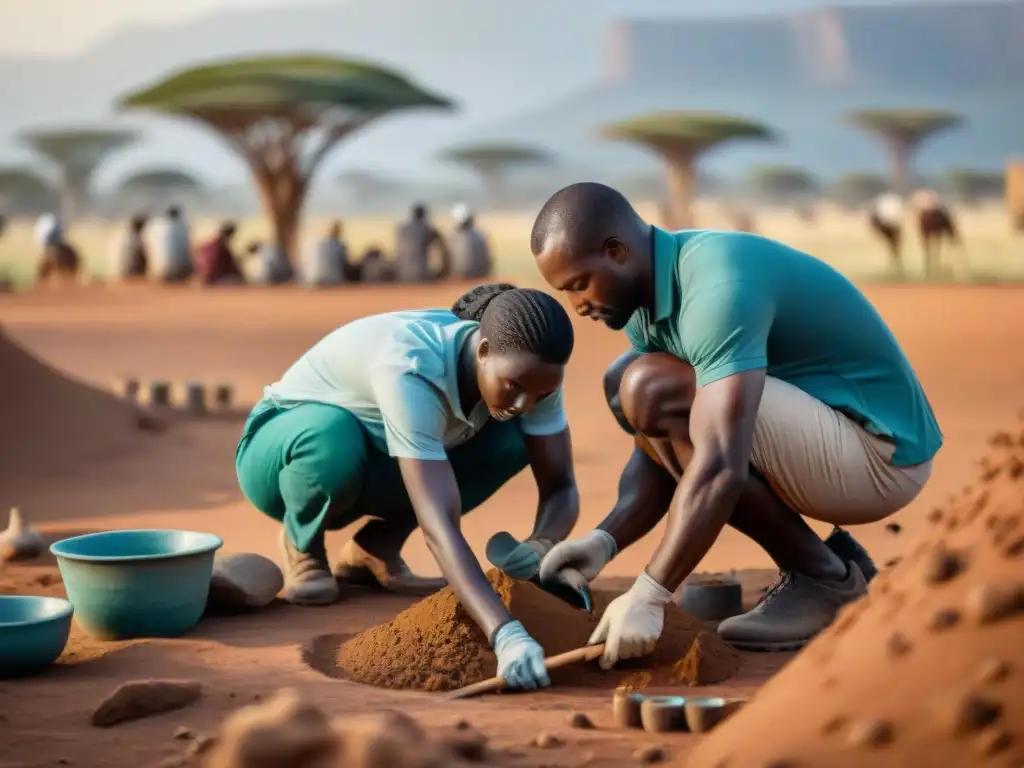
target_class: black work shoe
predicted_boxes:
[717,562,868,651]
[825,527,878,583]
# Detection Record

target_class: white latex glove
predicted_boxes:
[588,570,673,670]
[538,529,617,585]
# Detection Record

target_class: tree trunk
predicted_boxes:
[887,137,913,195]
[253,169,308,265]
[476,164,503,210]
[663,153,696,229]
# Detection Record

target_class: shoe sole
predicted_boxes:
[283,591,338,607]
[334,566,445,597]
[724,638,811,652]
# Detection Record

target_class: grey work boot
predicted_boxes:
[333,539,446,597]
[825,527,878,583]
[717,562,867,651]
[277,528,339,606]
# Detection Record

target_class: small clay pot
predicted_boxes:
[640,696,688,734]
[612,690,645,729]
[680,578,743,622]
[177,382,207,415]
[684,697,746,734]
[112,377,140,404]
[146,380,172,408]
[213,383,234,410]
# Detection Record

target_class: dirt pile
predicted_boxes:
[336,569,742,692]
[0,327,140,488]
[194,688,496,768]
[686,427,1024,768]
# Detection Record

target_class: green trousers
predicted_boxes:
[235,401,529,553]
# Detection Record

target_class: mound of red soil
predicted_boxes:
[0,327,140,484]
[687,427,1024,768]
[336,569,742,692]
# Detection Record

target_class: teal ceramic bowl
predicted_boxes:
[0,595,74,678]
[50,529,223,640]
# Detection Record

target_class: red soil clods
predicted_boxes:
[686,425,1024,768]
[336,570,742,692]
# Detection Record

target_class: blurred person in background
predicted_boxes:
[302,219,350,287]
[196,221,246,286]
[0,214,7,241]
[449,203,493,280]
[358,246,393,283]
[869,192,904,270]
[912,189,964,277]
[395,202,451,283]
[246,239,293,286]
[34,212,81,284]
[149,205,194,284]
[107,212,149,281]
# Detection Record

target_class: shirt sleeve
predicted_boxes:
[519,386,568,436]
[679,281,775,387]
[370,369,450,460]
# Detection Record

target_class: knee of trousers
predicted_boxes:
[284,416,368,502]
[603,350,644,435]
[618,352,697,437]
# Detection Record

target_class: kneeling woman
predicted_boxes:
[236,283,579,690]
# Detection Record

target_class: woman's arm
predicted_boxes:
[399,456,512,641]
[524,429,579,543]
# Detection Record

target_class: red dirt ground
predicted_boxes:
[1,282,1022,767]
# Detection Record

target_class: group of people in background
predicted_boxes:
[29,201,494,288]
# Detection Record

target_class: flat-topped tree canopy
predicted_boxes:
[745,164,820,202]
[831,172,891,209]
[845,108,963,193]
[19,126,139,220]
[121,168,202,192]
[600,112,775,155]
[599,111,775,229]
[941,168,1005,203]
[0,166,59,217]
[440,142,552,205]
[118,54,455,261]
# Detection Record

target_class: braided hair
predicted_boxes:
[451,283,574,365]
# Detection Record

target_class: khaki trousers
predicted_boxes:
[750,377,932,526]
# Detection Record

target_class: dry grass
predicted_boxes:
[1,201,1021,288]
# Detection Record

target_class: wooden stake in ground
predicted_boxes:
[443,643,606,700]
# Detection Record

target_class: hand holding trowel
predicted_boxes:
[485,531,593,613]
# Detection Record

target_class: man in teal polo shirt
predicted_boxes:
[529,182,942,667]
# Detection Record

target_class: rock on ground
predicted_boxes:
[92,680,202,728]
[209,553,283,609]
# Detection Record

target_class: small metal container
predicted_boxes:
[640,695,688,734]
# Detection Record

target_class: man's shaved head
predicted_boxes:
[530,182,642,259]
[530,182,653,331]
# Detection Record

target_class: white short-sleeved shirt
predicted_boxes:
[263,309,568,460]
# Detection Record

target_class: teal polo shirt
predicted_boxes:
[624,228,942,467]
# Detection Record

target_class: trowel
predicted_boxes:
[485,531,593,613]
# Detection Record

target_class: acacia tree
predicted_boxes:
[119,55,455,262]
[440,143,551,207]
[745,165,819,204]
[19,128,138,220]
[941,168,1004,205]
[0,167,59,217]
[830,172,890,209]
[600,112,775,228]
[845,109,962,194]
[121,168,202,197]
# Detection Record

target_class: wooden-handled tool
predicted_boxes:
[442,642,606,701]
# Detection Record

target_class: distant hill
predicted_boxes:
[482,1,1024,179]
[0,0,1019,186]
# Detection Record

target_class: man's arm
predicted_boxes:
[596,442,678,551]
[645,368,766,591]
[524,429,579,543]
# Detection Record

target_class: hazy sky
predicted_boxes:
[0,0,302,55]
